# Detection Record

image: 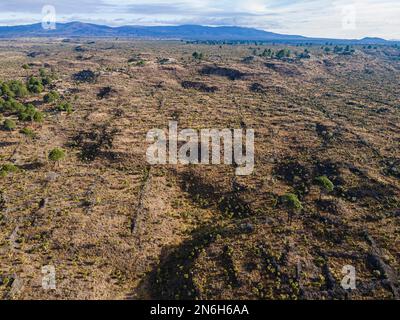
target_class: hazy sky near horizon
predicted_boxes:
[0,0,399,39]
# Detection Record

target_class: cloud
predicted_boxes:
[0,0,108,14]
[0,0,398,39]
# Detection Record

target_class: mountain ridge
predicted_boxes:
[0,22,396,44]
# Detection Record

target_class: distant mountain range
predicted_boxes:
[0,22,396,44]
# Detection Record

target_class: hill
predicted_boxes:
[0,22,396,44]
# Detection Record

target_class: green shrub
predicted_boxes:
[44,91,60,103]
[48,148,65,162]
[56,101,73,113]
[315,176,334,201]
[281,193,303,224]
[20,127,36,137]
[282,193,303,211]
[192,52,204,60]
[32,110,44,122]
[315,176,334,193]
[3,119,16,131]
[0,97,5,111]
[39,68,47,77]
[0,83,15,98]
[40,67,57,85]
[261,48,273,58]
[8,80,29,98]
[27,76,44,94]
[276,49,291,59]
[18,104,44,123]
[3,99,25,114]
[0,163,18,177]
[41,76,53,86]
[334,46,343,53]
[298,50,311,59]
[18,103,35,121]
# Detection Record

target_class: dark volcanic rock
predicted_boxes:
[249,83,266,93]
[181,81,218,93]
[97,86,117,99]
[265,62,301,76]
[73,69,97,83]
[200,66,245,80]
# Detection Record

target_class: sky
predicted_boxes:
[0,0,399,39]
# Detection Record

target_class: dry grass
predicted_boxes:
[0,38,399,300]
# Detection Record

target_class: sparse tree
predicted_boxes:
[48,148,65,168]
[315,175,334,201]
[192,51,204,60]
[275,49,291,59]
[22,64,30,77]
[334,46,343,53]
[281,193,303,225]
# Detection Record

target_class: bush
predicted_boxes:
[281,193,303,211]
[281,193,302,224]
[8,80,29,98]
[298,50,311,59]
[2,98,25,114]
[43,91,60,103]
[0,83,15,98]
[20,127,36,137]
[39,68,47,78]
[260,48,273,57]
[18,103,35,120]
[276,49,291,59]
[192,52,204,60]
[0,163,18,177]
[56,101,73,113]
[18,104,43,122]
[315,176,334,192]
[334,46,343,53]
[315,176,334,195]
[3,119,16,131]
[39,67,57,85]
[341,45,355,55]
[48,148,65,162]
[73,70,97,83]
[136,60,146,66]
[27,76,44,94]
[41,76,51,86]
[32,110,44,122]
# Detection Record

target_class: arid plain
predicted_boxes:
[0,39,399,300]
